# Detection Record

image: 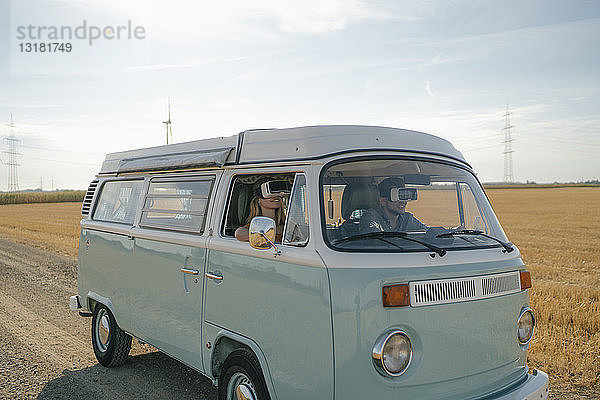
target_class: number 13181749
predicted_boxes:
[19,43,72,52]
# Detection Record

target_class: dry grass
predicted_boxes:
[0,202,81,257]
[487,187,600,391]
[0,187,599,393]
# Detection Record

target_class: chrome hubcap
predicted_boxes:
[236,384,254,400]
[95,309,110,352]
[227,372,256,400]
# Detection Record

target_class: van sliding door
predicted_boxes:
[129,173,220,373]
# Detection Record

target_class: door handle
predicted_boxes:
[205,272,223,281]
[181,268,199,275]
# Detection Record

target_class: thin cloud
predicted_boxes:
[422,52,463,69]
[364,55,462,94]
[56,0,411,40]
[127,50,295,72]
[128,63,193,72]
[417,16,600,49]
[425,80,435,99]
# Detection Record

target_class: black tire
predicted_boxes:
[219,349,271,400]
[91,303,132,367]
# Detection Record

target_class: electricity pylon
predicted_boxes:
[3,114,21,192]
[502,105,515,183]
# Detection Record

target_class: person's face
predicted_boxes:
[258,195,283,210]
[380,197,407,215]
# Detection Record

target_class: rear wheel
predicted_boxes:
[91,303,131,367]
[219,349,270,400]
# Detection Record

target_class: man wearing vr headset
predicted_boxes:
[359,177,426,233]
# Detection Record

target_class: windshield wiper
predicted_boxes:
[436,229,514,253]
[333,231,447,257]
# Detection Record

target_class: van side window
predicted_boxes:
[283,174,309,246]
[222,173,295,238]
[140,177,214,233]
[93,180,143,225]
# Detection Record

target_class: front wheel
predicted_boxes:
[91,303,131,367]
[219,349,270,400]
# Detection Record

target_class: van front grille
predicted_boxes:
[409,271,522,307]
[482,273,520,296]
[81,180,99,216]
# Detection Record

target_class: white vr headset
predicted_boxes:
[389,187,418,202]
[260,180,291,198]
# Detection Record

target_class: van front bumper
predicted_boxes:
[70,294,93,317]
[69,295,81,310]
[492,369,548,400]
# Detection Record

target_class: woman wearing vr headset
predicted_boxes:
[235,180,289,243]
[359,177,426,233]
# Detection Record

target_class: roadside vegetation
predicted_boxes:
[0,190,85,205]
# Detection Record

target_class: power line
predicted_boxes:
[19,143,103,156]
[517,138,600,157]
[519,135,600,148]
[461,143,503,152]
[463,137,599,157]
[452,132,502,144]
[22,154,98,166]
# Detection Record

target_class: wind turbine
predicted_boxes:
[163,97,173,144]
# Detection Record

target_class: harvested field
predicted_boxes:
[0,202,81,257]
[0,187,598,397]
[487,187,600,394]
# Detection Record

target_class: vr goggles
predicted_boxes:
[389,187,418,202]
[260,180,291,198]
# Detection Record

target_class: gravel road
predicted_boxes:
[0,236,592,399]
[0,237,217,400]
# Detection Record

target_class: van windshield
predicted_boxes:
[321,158,508,252]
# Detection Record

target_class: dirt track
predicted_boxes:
[0,237,218,399]
[0,235,593,399]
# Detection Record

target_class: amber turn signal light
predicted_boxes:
[382,284,410,307]
[520,271,532,290]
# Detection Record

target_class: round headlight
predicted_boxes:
[372,330,412,376]
[517,308,535,345]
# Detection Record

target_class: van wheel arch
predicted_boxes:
[87,298,97,314]
[210,335,275,399]
[85,292,120,325]
[211,336,252,380]
[219,348,270,400]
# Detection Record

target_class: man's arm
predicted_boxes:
[405,213,427,231]
[359,209,385,233]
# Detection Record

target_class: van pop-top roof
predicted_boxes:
[98,125,468,175]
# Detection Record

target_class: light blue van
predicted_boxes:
[71,125,548,400]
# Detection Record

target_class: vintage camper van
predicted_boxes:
[71,125,548,400]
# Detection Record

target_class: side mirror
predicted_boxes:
[249,217,280,256]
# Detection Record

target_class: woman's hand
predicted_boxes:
[235,226,250,242]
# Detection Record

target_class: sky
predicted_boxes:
[0,0,599,190]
